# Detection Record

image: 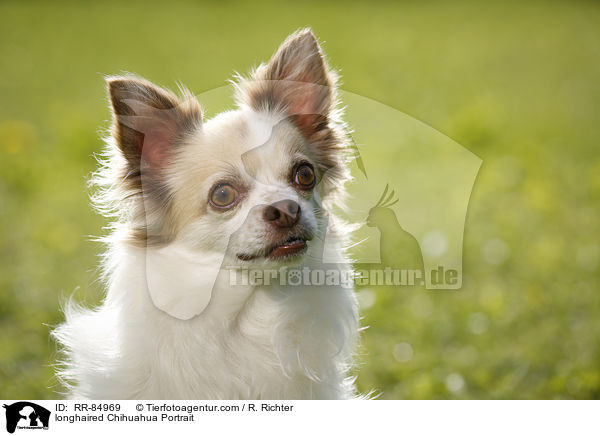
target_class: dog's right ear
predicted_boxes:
[107,76,202,177]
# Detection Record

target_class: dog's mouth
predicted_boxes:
[237,234,311,261]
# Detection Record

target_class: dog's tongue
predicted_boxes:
[267,240,307,259]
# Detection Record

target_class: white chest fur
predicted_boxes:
[54,244,358,400]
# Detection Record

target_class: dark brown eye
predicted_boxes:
[210,184,238,209]
[294,163,315,189]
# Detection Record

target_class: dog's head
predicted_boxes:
[101,29,350,267]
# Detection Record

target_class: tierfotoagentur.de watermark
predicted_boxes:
[227,266,459,288]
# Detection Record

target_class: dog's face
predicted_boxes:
[172,112,322,266]
[104,29,349,267]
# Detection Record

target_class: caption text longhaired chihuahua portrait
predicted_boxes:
[52,29,362,400]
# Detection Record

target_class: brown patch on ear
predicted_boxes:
[236,29,337,138]
[289,113,330,141]
[108,76,202,174]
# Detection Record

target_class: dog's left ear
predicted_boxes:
[107,76,202,177]
[238,28,337,139]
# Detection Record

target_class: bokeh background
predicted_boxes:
[1,0,599,399]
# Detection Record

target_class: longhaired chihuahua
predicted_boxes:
[53,29,360,399]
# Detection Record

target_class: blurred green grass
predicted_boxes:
[1,0,599,399]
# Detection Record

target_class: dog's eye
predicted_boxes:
[209,184,238,209]
[294,163,316,189]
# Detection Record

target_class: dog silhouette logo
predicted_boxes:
[2,402,50,433]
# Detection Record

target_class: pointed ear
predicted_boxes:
[107,76,202,174]
[237,29,337,138]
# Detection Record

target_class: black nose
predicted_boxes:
[263,199,301,228]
